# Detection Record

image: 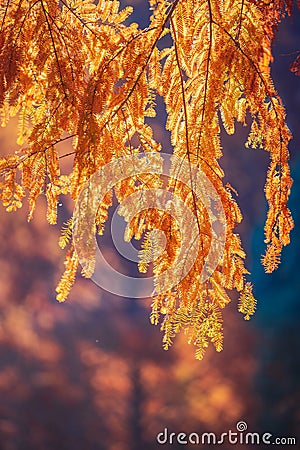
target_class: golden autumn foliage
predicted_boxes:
[0,0,297,359]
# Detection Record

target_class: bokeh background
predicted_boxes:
[0,2,299,449]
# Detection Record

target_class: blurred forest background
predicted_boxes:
[0,1,299,449]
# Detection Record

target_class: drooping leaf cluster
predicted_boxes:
[0,0,296,358]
